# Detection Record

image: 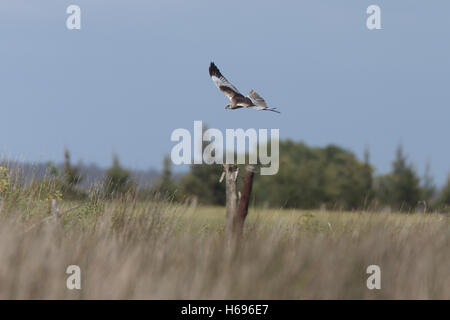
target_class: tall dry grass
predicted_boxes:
[0,168,448,299]
[0,200,448,299]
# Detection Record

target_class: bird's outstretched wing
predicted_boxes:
[247,90,281,114]
[209,62,242,101]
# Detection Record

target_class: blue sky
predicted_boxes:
[1,1,449,185]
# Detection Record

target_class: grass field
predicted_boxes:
[0,186,448,300]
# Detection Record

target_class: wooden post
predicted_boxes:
[223,164,255,242]
[234,165,255,237]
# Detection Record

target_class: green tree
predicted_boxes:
[45,161,60,178]
[374,145,421,211]
[180,163,225,205]
[361,146,375,207]
[104,154,135,198]
[436,175,450,211]
[154,154,177,198]
[421,161,436,204]
[43,150,86,200]
[63,149,82,187]
[252,141,373,209]
[179,124,225,205]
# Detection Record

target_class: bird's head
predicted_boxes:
[225,104,231,109]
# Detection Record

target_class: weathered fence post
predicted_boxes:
[235,165,255,237]
[223,164,255,242]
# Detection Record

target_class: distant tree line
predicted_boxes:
[174,141,450,212]
[22,141,450,213]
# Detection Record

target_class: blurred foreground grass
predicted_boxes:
[0,183,448,299]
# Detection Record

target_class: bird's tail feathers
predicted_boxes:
[248,90,279,113]
[247,90,267,108]
[265,107,281,114]
[251,105,281,114]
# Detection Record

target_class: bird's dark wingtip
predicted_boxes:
[209,62,221,77]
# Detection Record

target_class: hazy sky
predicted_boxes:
[1,1,449,185]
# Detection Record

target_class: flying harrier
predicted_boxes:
[209,62,280,113]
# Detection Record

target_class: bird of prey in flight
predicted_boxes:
[209,62,280,113]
